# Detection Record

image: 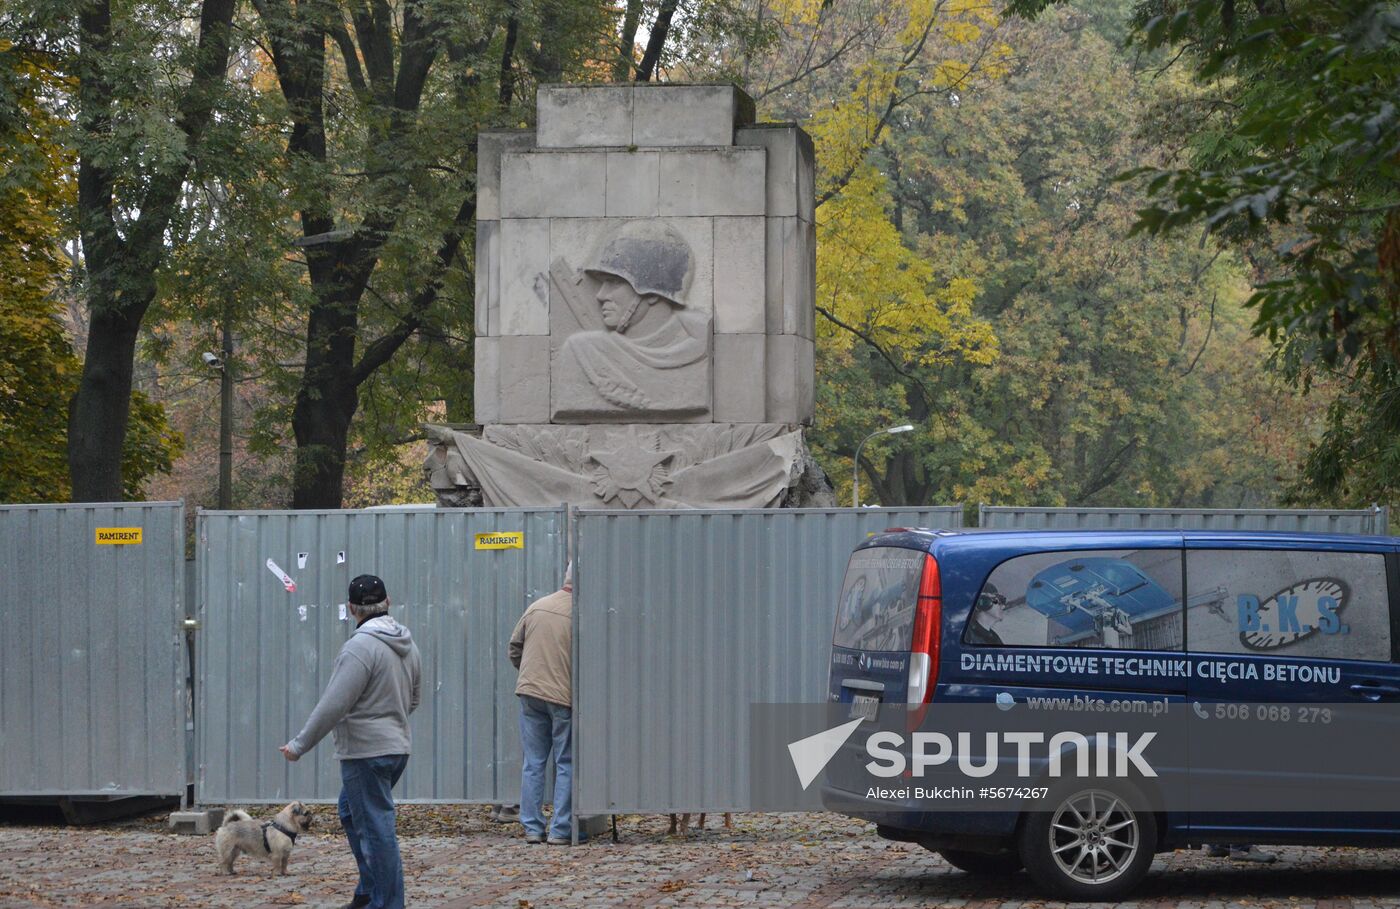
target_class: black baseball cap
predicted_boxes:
[348,574,388,606]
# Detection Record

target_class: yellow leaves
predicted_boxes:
[815,165,997,368]
[800,0,1011,196]
[770,0,825,27]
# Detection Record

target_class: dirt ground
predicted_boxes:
[3,806,1399,908]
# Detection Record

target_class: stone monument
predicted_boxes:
[425,83,833,508]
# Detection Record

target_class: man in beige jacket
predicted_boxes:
[509,565,574,844]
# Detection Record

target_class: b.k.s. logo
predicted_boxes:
[1237,577,1350,651]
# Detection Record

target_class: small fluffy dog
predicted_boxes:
[214,802,314,875]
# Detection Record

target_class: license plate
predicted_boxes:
[850,693,880,721]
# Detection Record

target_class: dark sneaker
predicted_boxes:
[524,832,545,844]
[1204,844,1230,858]
[340,896,371,909]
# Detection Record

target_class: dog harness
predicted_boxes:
[261,820,300,852]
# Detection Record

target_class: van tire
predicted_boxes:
[934,848,1024,875]
[1018,780,1156,901]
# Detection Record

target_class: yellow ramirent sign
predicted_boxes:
[95,527,143,545]
[474,531,524,551]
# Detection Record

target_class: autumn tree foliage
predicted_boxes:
[0,39,181,502]
[726,0,1318,507]
[0,0,1339,511]
[1116,0,1400,506]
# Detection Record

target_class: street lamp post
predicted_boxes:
[203,319,234,510]
[217,323,233,509]
[852,424,915,508]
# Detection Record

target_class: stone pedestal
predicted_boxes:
[427,83,831,509]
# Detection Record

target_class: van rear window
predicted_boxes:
[833,547,926,651]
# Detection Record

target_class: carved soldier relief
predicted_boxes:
[551,221,712,422]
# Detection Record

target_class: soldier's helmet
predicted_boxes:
[584,222,693,307]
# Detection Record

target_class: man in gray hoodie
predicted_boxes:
[280,574,421,909]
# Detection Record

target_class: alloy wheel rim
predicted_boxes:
[1047,788,1138,885]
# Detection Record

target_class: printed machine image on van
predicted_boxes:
[823,528,1400,900]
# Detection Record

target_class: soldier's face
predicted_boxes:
[595,274,644,330]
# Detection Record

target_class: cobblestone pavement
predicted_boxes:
[2,808,1399,908]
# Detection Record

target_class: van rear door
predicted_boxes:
[828,544,929,715]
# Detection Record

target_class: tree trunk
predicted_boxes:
[67,309,142,501]
[635,0,679,81]
[615,0,643,80]
[290,264,361,508]
[67,0,236,501]
[290,378,357,509]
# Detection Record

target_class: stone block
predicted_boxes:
[764,217,791,335]
[474,336,500,424]
[796,335,814,424]
[712,216,765,334]
[550,217,713,319]
[736,125,796,218]
[477,130,535,220]
[791,218,816,339]
[169,809,224,835]
[796,128,815,223]
[501,152,606,219]
[658,149,765,217]
[499,219,551,335]
[713,334,767,422]
[766,333,802,424]
[736,124,816,222]
[606,151,660,218]
[474,220,499,336]
[537,85,633,148]
[763,217,815,337]
[633,84,753,147]
[498,336,551,423]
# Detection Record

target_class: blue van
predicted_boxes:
[823,529,1400,900]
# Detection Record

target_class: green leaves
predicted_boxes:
[1106,1,1400,503]
[805,5,1309,508]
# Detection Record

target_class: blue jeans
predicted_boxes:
[518,695,573,840]
[338,754,408,909]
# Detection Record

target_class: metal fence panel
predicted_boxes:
[196,507,566,804]
[977,505,1389,535]
[573,506,963,815]
[0,502,186,797]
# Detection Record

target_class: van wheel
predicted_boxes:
[933,847,1024,875]
[1018,783,1156,901]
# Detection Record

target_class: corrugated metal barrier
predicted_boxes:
[0,502,187,798]
[572,506,964,815]
[978,505,1389,535]
[195,507,566,804]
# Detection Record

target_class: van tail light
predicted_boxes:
[907,553,942,707]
